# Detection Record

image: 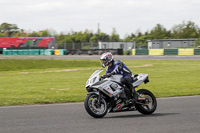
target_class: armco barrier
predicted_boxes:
[59,49,67,55]
[23,50,29,55]
[28,50,34,55]
[149,49,164,55]
[2,50,6,55]
[2,49,67,55]
[39,50,45,55]
[132,49,136,55]
[131,49,200,56]
[44,49,54,55]
[136,49,149,55]
[2,49,63,55]
[164,49,178,55]
[6,50,12,55]
[54,50,60,55]
[33,50,40,55]
[53,49,66,55]
[17,50,22,55]
[194,49,200,55]
[178,49,194,55]
[12,50,18,55]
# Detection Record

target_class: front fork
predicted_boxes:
[96,90,102,108]
[96,90,113,110]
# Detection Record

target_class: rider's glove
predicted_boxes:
[101,74,109,79]
[107,73,113,77]
[101,71,115,79]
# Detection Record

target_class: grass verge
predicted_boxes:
[0,59,200,106]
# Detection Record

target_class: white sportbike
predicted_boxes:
[84,70,157,118]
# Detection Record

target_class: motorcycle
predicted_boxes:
[84,70,157,118]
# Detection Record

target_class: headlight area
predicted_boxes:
[85,77,96,88]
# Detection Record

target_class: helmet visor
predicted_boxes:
[100,59,106,68]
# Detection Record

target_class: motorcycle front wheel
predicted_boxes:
[84,93,108,118]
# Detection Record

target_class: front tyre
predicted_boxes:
[84,93,108,118]
[136,89,157,115]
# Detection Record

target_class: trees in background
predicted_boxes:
[0,21,200,47]
[171,21,199,39]
[124,21,200,47]
[110,28,121,42]
[0,22,19,37]
[149,24,169,39]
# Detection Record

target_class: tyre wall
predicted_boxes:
[132,49,200,55]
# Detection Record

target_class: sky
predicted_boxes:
[0,0,200,38]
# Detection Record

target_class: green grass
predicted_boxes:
[0,59,100,71]
[0,59,200,106]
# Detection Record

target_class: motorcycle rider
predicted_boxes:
[100,52,138,105]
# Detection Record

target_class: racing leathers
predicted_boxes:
[102,59,136,102]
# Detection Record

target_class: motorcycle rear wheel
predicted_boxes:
[84,93,108,118]
[136,89,157,115]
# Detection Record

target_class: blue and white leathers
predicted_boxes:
[106,60,133,81]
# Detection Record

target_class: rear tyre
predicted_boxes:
[136,89,157,115]
[84,93,108,118]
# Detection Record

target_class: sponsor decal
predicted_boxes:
[116,104,122,110]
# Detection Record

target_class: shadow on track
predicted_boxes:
[104,113,180,119]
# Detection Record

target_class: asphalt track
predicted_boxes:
[0,55,200,60]
[0,96,200,133]
[0,55,199,133]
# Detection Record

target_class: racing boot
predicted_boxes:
[125,87,134,105]
[120,89,129,105]
[119,88,132,106]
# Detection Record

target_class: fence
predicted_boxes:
[57,42,99,49]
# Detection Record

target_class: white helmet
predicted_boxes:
[100,52,113,68]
